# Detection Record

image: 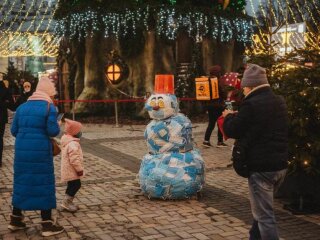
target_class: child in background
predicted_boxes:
[60,118,84,212]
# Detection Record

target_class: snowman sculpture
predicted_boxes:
[139,75,205,199]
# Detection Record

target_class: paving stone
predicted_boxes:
[1,124,320,240]
[192,232,210,240]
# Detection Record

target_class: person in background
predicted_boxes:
[222,64,288,240]
[14,81,34,108]
[203,65,227,148]
[3,79,9,88]
[60,118,84,213]
[0,78,15,167]
[8,76,64,237]
[13,80,21,95]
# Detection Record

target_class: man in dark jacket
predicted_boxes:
[222,64,288,240]
[0,79,15,167]
[203,65,227,148]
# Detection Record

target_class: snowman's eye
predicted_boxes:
[150,100,156,107]
[158,100,165,108]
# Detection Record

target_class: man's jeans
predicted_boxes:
[248,169,287,240]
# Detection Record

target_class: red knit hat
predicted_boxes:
[64,118,82,136]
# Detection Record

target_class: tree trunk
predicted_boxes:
[202,37,216,75]
[154,38,175,74]
[72,40,85,98]
[75,33,106,113]
[218,40,235,72]
[124,33,175,97]
[176,32,193,64]
[232,41,246,71]
[143,31,156,94]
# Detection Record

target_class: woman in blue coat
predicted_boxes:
[8,76,64,237]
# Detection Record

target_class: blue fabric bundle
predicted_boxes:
[139,150,205,199]
[140,95,205,199]
[144,113,194,154]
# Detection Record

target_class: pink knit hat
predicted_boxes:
[36,76,56,96]
[64,118,82,136]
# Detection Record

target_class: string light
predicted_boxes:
[0,0,19,29]
[303,0,320,32]
[56,7,253,44]
[0,0,60,57]
[0,2,26,50]
[311,0,320,16]
[2,0,39,50]
[0,32,59,57]
[35,3,61,56]
[247,0,320,54]
[0,0,10,21]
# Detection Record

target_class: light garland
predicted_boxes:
[2,0,39,50]
[0,0,60,57]
[247,0,265,38]
[247,0,320,55]
[35,2,61,56]
[0,0,10,20]
[25,0,47,33]
[0,0,18,29]
[303,0,320,32]
[0,2,25,50]
[0,32,59,57]
[311,0,320,16]
[55,7,253,44]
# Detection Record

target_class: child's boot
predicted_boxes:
[8,214,26,231]
[61,195,78,212]
[41,219,64,237]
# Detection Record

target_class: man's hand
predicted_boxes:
[222,109,235,118]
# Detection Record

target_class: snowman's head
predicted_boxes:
[145,93,179,120]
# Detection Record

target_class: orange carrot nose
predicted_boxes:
[153,105,160,111]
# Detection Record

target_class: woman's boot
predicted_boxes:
[8,214,26,231]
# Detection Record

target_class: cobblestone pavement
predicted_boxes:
[1,123,320,240]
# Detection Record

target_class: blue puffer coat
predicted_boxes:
[11,100,60,210]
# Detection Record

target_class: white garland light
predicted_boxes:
[55,7,253,44]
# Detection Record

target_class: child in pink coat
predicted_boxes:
[60,118,84,212]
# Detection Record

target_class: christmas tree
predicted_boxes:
[273,50,320,177]
[248,42,320,177]
[247,35,320,212]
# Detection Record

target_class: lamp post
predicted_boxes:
[105,62,122,128]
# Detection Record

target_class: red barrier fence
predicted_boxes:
[13,96,196,103]
[54,98,197,126]
[54,97,196,103]
[12,97,197,125]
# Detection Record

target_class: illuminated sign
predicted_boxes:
[272,22,306,55]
